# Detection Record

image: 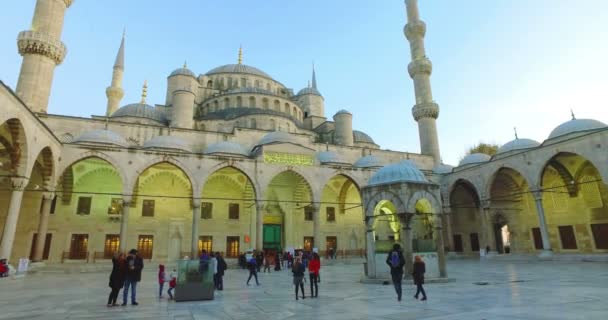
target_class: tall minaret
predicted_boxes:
[404,0,441,165]
[106,33,125,116]
[15,0,74,113]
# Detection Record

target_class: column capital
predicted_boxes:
[10,177,29,191]
[42,191,56,200]
[255,200,265,211]
[480,199,491,210]
[532,190,543,201]
[442,206,452,215]
[122,196,133,206]
[192,198,202,209]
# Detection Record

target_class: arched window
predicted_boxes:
[262,98,269,109]
[274,100,280,111]
[286,123,291,132]
[254,80,260,88]
[214,100,219,111]
[207,80,213,88]
[250,118,257,129]
[266,83,271,91]
[292,107,297,117]
[249,96,256,108]
[228,77,233,88]
[270,119,276,130]
[284,103,290,115]
[236,96,243,107]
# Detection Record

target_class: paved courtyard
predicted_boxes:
[0,259,607,320]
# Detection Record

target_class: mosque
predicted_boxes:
[1,1,607,277]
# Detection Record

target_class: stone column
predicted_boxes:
[119,196,132,253]
[32,191,55,262]
[365,217,376,278]
[312,204,321,250]
[284,203,293,248]
[191,199,201,258]
[433,215,448,278]
[399,216,413,279]
[443,207,454,251]
[0,177,28,261]
[255,201,264,250]
[480,201,494,252]
[533,191,553,258]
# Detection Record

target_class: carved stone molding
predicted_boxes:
[17,30,67,65]
[404,21,427,40]
[412,102,439,120]
[10,177,29,191]
[106,86,125,100]
[408,58,432,77]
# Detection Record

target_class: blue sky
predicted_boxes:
[1,1,607,165]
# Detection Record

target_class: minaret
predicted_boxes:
[404,0,441,165]
[312,63,318,89]
[15,0,74,113]
[105,32,125,116]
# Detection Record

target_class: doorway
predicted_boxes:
[263,224,282,251]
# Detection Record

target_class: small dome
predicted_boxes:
[169,67,196,78]
[297,87,322,96]
[353,130,375,144]
[354,155,385,168]
[497,138,540,154]
[433,163,454,174]
[335,109,352,116]
[111,103,167,124]
[369,160,428,186]
[73,129,128,148]
[459,153,491,166]
[548,118,607,139]
[143,136,192,153]
[204,141,250,157]
[257,131,299,146]
[206,64,272,79]
[317,151,350,165]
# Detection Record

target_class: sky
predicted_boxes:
[1,1,607,165]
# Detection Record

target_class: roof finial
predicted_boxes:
[238,45,243,65]
[183,60,188,69]
[570,108,576,120]
[514,127,519,139]
[113,30,126,70]
[312,62,317,89]
[307,80,311,88]
[140,80,148,104]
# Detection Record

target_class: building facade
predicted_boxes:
[1,0,607,267]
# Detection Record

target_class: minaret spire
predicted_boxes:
[105,32,126,116]
[570,108,576,120]
[312,63,318,89]
[238,46,243,64]
[404,0,441,165]
[140,80,148,104]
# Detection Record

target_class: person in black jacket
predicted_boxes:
[215,252,227,290]
[385,243,406,301]
[122,249,144,306]
[107,252,125,307]
[246,256,260,286]
[292,257,306,300]
[413,255,427,301]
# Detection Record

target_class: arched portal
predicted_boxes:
[319,174,364,255]
[53,157,124,261]
[372,200,400,252]
[540,152,608,253]
[449,179,483,254]
[200,167,256,257]
[411,198,435,252]
[264,170,313,251]
[488,167,536,254]
[132,162,193,260]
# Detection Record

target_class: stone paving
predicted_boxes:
[0,259,607,319]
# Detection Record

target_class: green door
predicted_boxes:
[263,224,282,250]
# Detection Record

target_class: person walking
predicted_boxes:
[246,256,260,286]
[292,257,306,300]
[413,256,427,301]
[385,243,405,301]
[215,252,227,290]
[107,252,125,307]
[209,253,218,288]
[255,251,263,273]
[122,249,144,306]
[167,268,177,300]
[274,251,281,271]
[263,252,272,273]
[308,252,320,298]
[158,264,166,299]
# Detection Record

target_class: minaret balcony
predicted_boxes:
[17,30,67,65]
[412,102,439,121]
[404,20,426,40]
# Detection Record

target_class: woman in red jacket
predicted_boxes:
[308,252,321,298]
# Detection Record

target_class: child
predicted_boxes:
[0,259,9,277]
[158,264,166,298]
[167,269,177,300]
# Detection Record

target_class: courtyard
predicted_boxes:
[0,259,607,320]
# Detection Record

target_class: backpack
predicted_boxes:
[390,251,401,268]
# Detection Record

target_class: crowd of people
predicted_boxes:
[104,245,426,306]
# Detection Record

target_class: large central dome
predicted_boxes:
[205,64,272,79]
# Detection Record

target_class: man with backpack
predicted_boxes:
[386,243,406,301]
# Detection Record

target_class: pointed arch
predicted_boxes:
[0,118,28,177]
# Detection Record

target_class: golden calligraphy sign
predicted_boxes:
[263,152,314,166]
